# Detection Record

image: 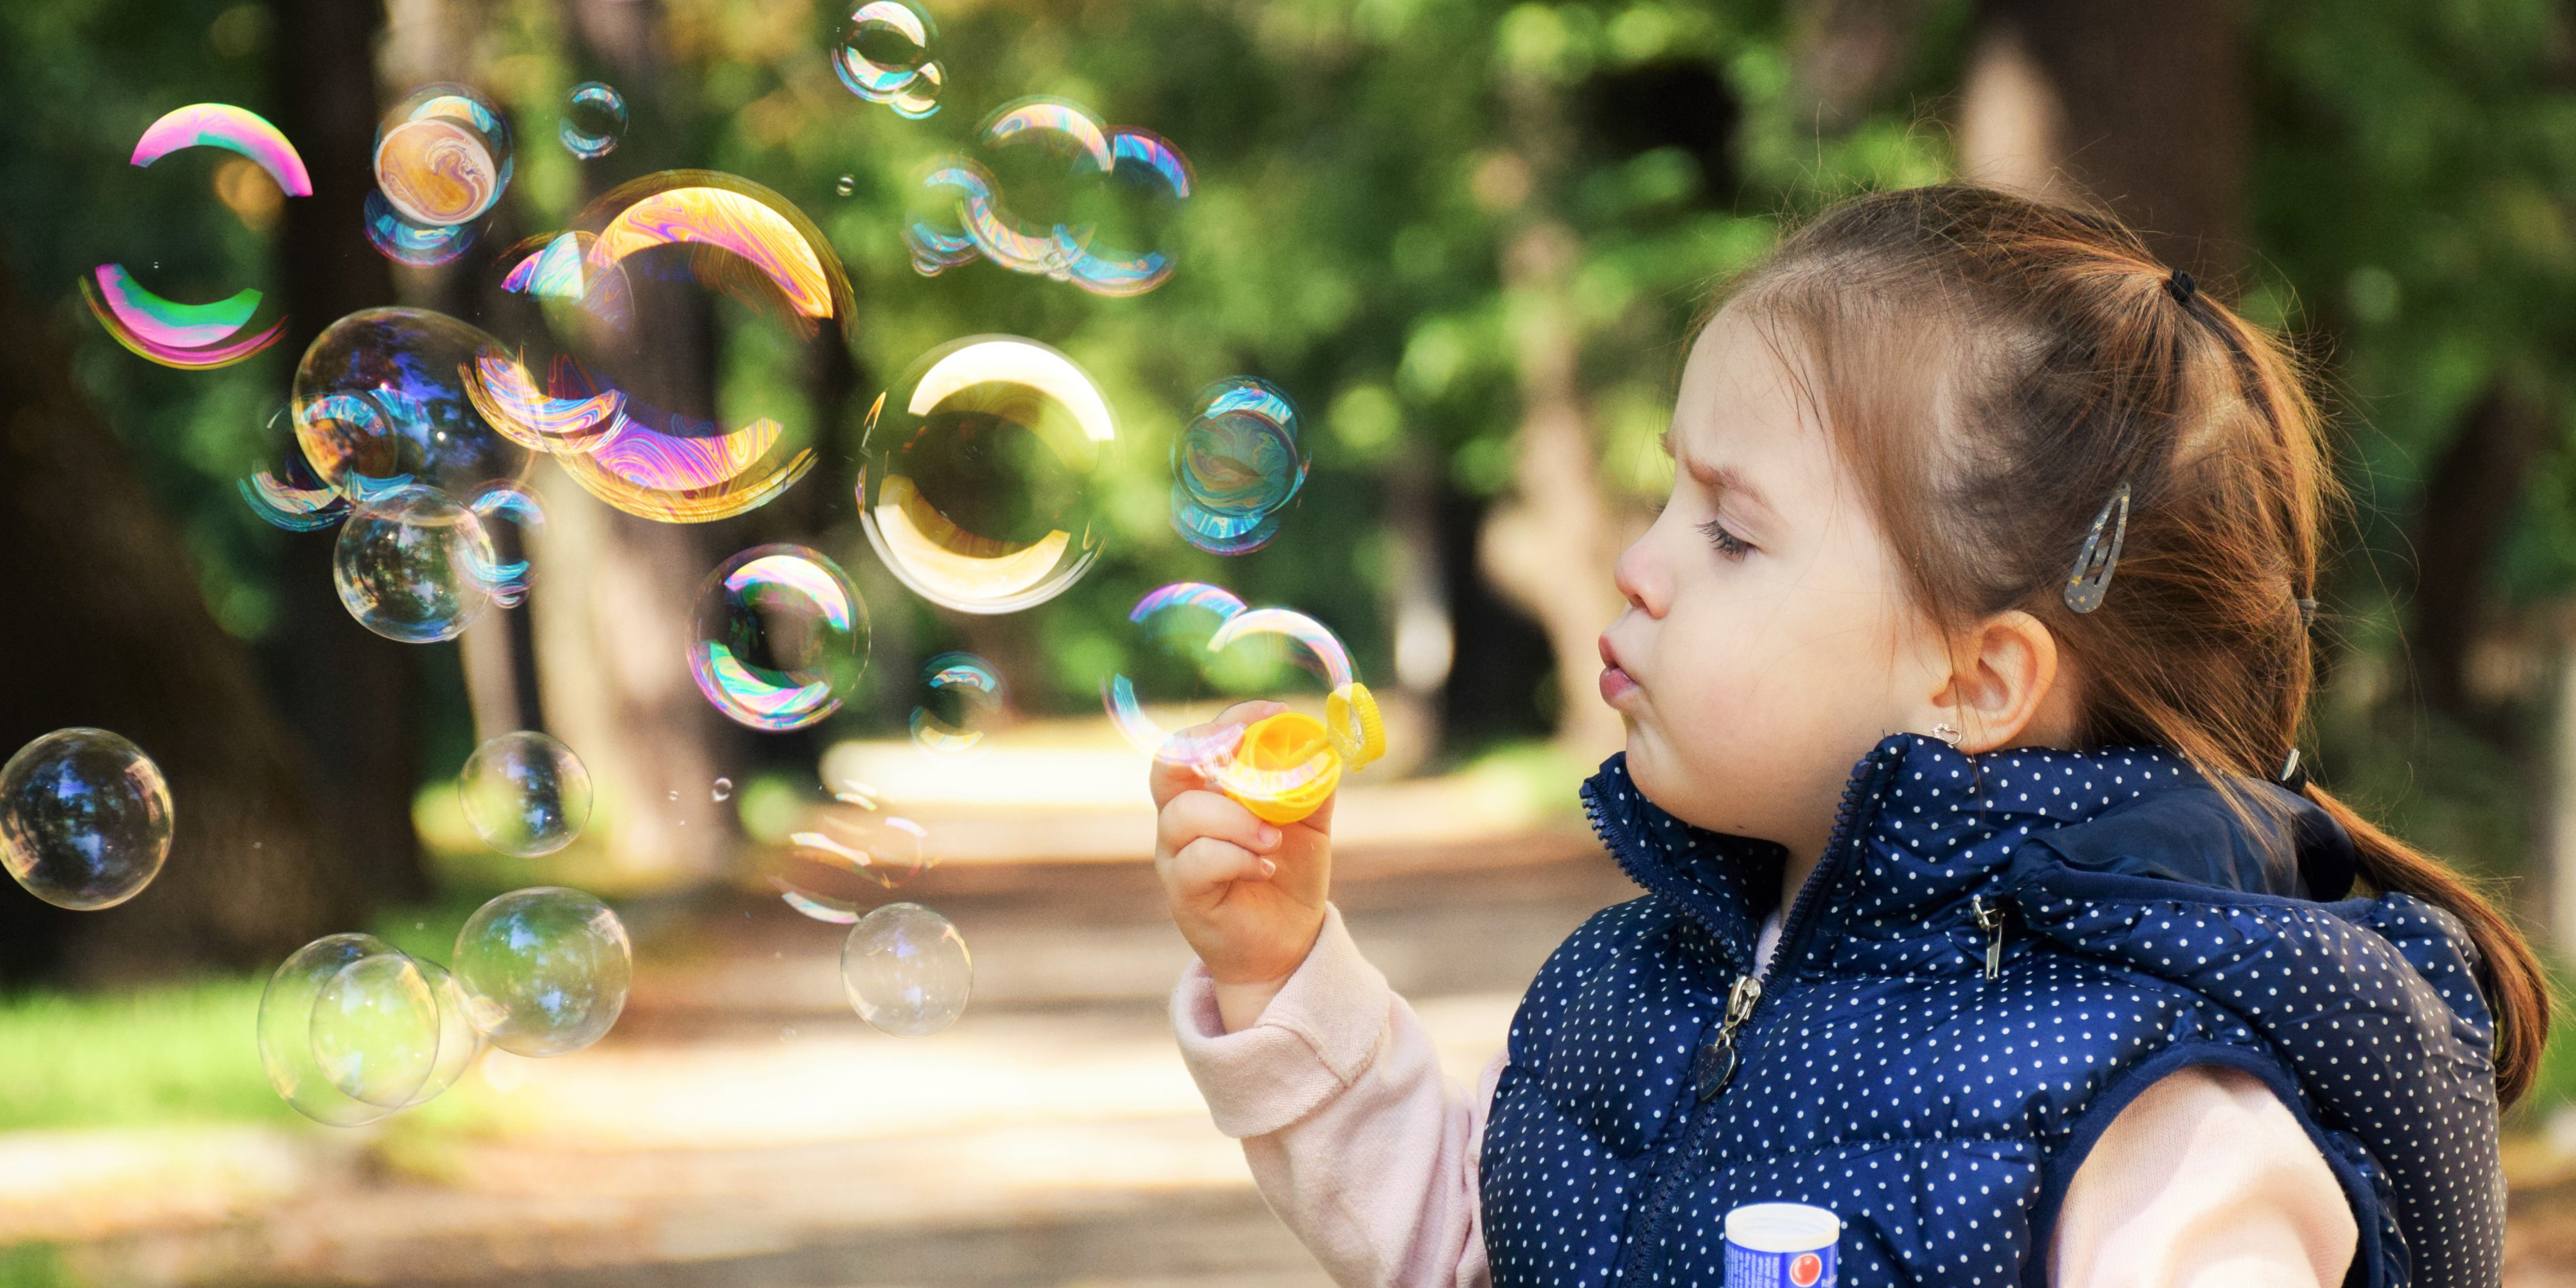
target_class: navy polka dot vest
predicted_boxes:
[1480,734,2501,1287]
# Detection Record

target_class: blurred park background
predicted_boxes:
[14,0,2576,1282]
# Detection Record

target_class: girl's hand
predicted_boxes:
[1152,701,1335,1026]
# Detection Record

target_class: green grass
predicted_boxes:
[0,977,285,1133]
[0,1245,75,1288]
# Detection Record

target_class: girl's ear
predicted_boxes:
[1930,610,2077,754]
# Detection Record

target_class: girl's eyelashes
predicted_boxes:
[1698,518,1754,561]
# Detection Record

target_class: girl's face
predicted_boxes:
[1598,308,1958,865]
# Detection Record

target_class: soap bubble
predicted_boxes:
[403,958,486,1104]
[841,902,970,1037]
[712,777,734,802]
[858,336,1117,613]
[240,404,350,532]
[835,174,856,197]
[1101,582,1250,763]
[261,934,410,1125]
[374,83,512,227]
[363,189,482,267]
[458,732,592,857]
[476,172,847,524]
[689,545,870,731]
[309,950,440,1108]
[903,98,1192,296]
[293,307,530,498]
[452,887,631,1057]
[833,1,944,119]
[82,104,306,370]
[909,652,1005,755]
[1172,378,1307,555]
[558,82,627,160]
[791,785,929,890]
[0,728,173,911]
[332,483,504,643]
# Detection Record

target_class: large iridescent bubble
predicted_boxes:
[475,171,849,524]
[83,104,307,370]
[0,728,173,911]
[858,336,1116,613]
[689,545,871,732]
[1171,378,1307,555]
[452,887,631,1058]
[292,307,530,499]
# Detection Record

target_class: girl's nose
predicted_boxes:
[1613,535,1666,618]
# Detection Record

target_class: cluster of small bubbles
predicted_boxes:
[910,652,1005,756]
[841,902,971,1037]
[832,1,943,119]
[904,99,1193,296]
[558,81,628,160]
[261,934,482,1125]
[1172,378,1308,555]
[332,483,505,643]
[688,545,871,732]
[858,336,1117,614]
[458,731,593,858]
[451,887,631,1057]
[0,729,173,911]
[367,84,512,263]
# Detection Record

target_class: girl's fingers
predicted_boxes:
[1146,701,1292,807]
[1168,834,1272,893]
[1158,789,1281,860]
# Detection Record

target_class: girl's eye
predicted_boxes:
[1698,518,1753,561]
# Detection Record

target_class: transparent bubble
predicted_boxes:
[364,189,483,267]
[406,958,486,1104]
[903,98,1193,296]
[858,336,1117,613]
[452,887,631,1057]
[293,307,531,498]
[558,81,627,160]
[790,786,928,890]
[841,902,970,1037]
[458,731,593,857]
[689,545,871,732]
[835,174,856,198]
[1172,378,1307,555]
[1101,582,1252,763]
[261,934,407,1126]
[374,83,513,227]
[909,652,1005,756]
[0,728,173,911]
[833,1,944,119]
[711,777,734,802]
[477,171,847,524]
[309,950,440,1108]
[332,484,503,644]
[240,404,350,532]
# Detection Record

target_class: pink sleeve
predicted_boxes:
[1172,905,1496,1288]
[2051,1064,2359,1288]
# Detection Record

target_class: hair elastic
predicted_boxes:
[2166,269,2197,304]
[2277,747,2308,792]
[2063,482,2132,614]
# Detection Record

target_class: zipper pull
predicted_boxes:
[1691,974,1763,1101]
[1970,894,2012,980]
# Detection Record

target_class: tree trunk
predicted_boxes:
[265,0,431,906]
[2410,384,2548,732]
[0,257,343,985]
[1958,0,2250,279]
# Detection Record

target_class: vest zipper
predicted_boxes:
[1610,750,1895,1284]
[1970,894,2012,980]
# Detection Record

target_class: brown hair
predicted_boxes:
[1720,183,2548,1105]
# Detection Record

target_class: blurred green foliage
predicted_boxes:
[0,979,282,1131]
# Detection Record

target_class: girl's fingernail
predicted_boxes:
[1259,859,1278,878]
[1257,825,1282,847]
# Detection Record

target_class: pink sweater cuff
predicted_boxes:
[1171,905,1394,1139]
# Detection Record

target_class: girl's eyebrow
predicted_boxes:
[1662,424,1777,519]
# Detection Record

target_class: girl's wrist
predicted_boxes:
[1211,975,1291,1033]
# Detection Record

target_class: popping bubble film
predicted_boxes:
[908,652,1005,756]
[903,99,1192,297]
[1172,377,1307,555]
[841,902,971,1038]
[292,307,531,498]
[487,173,847,524]
[689,545,871,732]
[0,728,173,912]
[261,934,414,1126]
[558,81,628,160]
[832,1,944,119]
[458,731,593,858]
[308,950,442,1109]
[331,484,503,644]
[858,336,1117,614]
[374,84,514,227]
[452,887,631,1058]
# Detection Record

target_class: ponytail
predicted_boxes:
[2302,783,2552,1106]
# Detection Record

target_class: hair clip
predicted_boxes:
[2277,747,2308,792]
[2166,269,2197,305]
[2063,482,2132,614]
[2295,596,2317,627]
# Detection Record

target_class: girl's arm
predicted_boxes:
[1172,905,1494,1288]
[2052,1064,2358,1288]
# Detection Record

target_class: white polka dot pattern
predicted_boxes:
[1478,734,2503,1288]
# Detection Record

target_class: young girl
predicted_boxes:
[1151,185,2548,1287]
